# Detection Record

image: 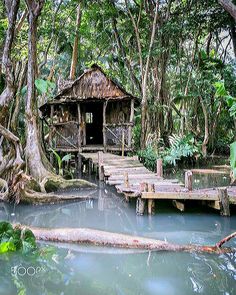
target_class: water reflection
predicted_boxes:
[1,248,235,295]
[0,172,236,294]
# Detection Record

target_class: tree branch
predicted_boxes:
[216,232,236,248]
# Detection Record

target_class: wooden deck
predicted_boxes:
[80,152,236,216]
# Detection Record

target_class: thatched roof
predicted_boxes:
[54,64,133,101]
[40,64,135,115]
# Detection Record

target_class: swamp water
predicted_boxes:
[0,172,236,295]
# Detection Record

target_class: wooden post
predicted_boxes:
[75,152,82,178]
[122,130,125,157]
[98,151,104,181]
[185,170,193,191]
[128,99,134,148]
[124,172,129,188]
[218,188,230,216]
[147,183,155,215]
[81,110,86,146]
[103,101,107,152]
[49,104,54,164]
[156,159,163,177]
[172,200,185,212]
[98,188,104,211]
[136,182,147,215]
[77,103,81,149]
[88,158,93,175]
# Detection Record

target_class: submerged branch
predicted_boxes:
[216,232,236,248]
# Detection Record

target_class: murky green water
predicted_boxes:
[0,170,236,295]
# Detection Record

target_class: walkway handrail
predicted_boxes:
[104,125,129,148]
[43,118,78,149]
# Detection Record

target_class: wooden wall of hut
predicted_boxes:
[106,101,130,124]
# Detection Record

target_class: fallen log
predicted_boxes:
[14,225,236,254]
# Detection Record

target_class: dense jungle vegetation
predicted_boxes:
[0,0,236,203]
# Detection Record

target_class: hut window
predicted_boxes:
[86,112,93,123]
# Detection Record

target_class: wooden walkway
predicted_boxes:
[80,152,236,216]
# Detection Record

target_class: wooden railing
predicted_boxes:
[47,120,133,151]
[104,123,133,149]
[53,122,79,149]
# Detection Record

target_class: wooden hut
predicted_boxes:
[39,64,135,155]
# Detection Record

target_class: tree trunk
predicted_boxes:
[200,96,209,157]
[11,62,27,134]
[15,225,236,254]
[0,0,20,122]
[218,0,236,20]
[140,1,159,149]
[25,0,50,182]
[69,2,81,80]
[111,17,141,94]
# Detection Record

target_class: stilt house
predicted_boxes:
[39,64,135,154]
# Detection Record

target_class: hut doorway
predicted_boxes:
[84,102,103,145]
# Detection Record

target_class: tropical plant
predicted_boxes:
[230,142,236,181]
[138,134,202,170]
[50,149,72,176]
[162,134,202,166]
[137,145,157,171]
[214,81,236,115]
[0,221,37,254]
[21,79,56,97]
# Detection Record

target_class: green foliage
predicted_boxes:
[214,80,236,118]
[0,241,16,254]
[138,134,202,170]
[0,221,37,255]
[162,134,202,166]
[50,149,72,176]
[133,113,141,150]
[137,145,157,171]
[20,79,56,98]
[214,81,227,97]
[1,0,235,166]
[35,79,56,97]
[230,142,236,178]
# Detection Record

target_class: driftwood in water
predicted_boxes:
[15,225,236,254]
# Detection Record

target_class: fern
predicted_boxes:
[138,134,202,170]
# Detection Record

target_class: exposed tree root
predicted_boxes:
[0,124,96,204]
[1,170,97,204]
[14,225,236,254]
[40,175,97,193]
[7,172,97,204]
[0,178,9,201]
[20,189,97,204]
[0,124,24,178]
